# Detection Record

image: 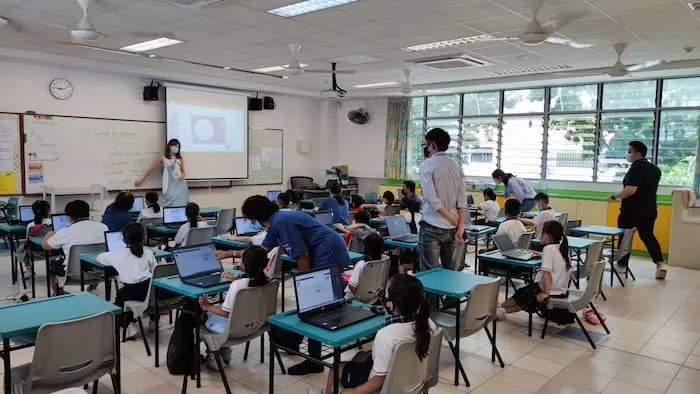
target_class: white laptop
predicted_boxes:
[492,233,535,261]
[385,215,419,243]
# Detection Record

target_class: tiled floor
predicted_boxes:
[1,250,700,394]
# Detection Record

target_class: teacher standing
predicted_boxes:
[492,169,537,212]
[135,138,189,207]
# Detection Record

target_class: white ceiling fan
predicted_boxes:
[557,43,665,78]
[282,43,355,76]
[400,69,413,94]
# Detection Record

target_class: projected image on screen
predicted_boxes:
[167,105,244,153]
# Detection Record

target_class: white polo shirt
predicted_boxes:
[496,218,526,245]
[95,248,156,284]
[535,244,570,296]
[371,319,437,378]
[47,220,109,267]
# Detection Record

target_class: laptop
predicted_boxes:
[314,210,334,227]
[364,192,378,204]
[129,196,144,214]
[385,215,419,243]
[104,231,127,251]
[51,214,71,232]
[293,266,375,331]
[466,224,492,233]
[267,190,281,202]
[235,217,263,236]
[163,206,187,228]
[467,195,475,205]
[311,198,326,208]
[173,243,231,288]
[18,205,34,224]
[492,233,535,261]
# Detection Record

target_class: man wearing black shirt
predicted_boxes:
[608,141,666,279]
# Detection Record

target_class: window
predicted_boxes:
[597,112,655,183]
[463,91,499,116]
[411,97,425,118]
[550,85,597,112]
[662,77,700,107]
[658,110,698,186]
[461,118,499,176]
[503,89,545,114]
[406,119,425,178]
[602,80,656,110]
[547,115,596,181]
[500,116,544,179]
[427,95,460,117]
[426,119,460,162]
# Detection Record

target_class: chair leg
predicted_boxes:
[574,314,596,349]
[260,334,265,364]
[169,311,173,325]
[599,288,607,301]
[627,266,636,281]
[484,324,504,368]
[589,303,610,334]
[243,341,250,361]
[122,323,128,343]
[446,340,470,387]
[609,260,625,287]
[274,348,287,374]
[212,350,232,394]
[541,310,550,340]
[136,317,152,356]
[92,379,99,394]
[110,373,119,393]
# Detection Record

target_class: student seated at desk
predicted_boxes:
[361,191,396,216]
[20,200,52,276]
[43,200,109,295]
[498,221,570,318]
[199,245,269,369]
[102,191,135,232]
[174,202,208,247]
[338,211,378,253]
[137,191,162,221]
[95,223,155,330]
[349,194,365,214]
[519,192,556,239]
[478,188,500,222]
[345,233,385,298]
[400,180,422,203]
[479,199,525,254]
[312,274,435,394]
[319,184,350,225]
[276,191,294,211]
[401,198,422,234]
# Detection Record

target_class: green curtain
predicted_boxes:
[384,97,410,179]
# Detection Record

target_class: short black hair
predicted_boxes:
[628,140,648,157]
[277,192,290,208]
[504,199,521,217]
[483,188,497,201]
[354,210,370,224]
[402,180,416,193]
[65,200,90,220]
[534,192,549,204]
[329,183,342,195]
[382,191,395,204]
[425,128,451,152]
[363,233,384,261]
[114,191,135,211]
[242,195,279,222]
[350,194,365,209]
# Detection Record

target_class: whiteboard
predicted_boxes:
[232,128,283,186]
[23,115,164,194]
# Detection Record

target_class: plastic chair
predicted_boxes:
[420,328,444,393]
[570,240,604,290]
[185,226,216,246]
[557,212,569,230]
[565,219,582,235]
[542,261,610,349]
[496,208,506,217]
[517,232,534,250]
[352,257,391,304]
[138,217,163,227]
[50,389,88,394]
[430,278,502,387]
[453,241,468,271]
[200,281,285,394]
[603,227,637,286]
[379,339,428,394]
[289,176,314,190]
[62,243,107,294]
[11,311,117,394]
[384,204,401,216]
[215,208,235,235]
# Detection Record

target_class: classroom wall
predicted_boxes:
[335,99,387,178]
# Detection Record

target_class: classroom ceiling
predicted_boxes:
[1,0,700,97]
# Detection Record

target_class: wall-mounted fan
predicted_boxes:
[348,109,370,125]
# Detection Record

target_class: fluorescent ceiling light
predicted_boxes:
[268,0,358,17]
[353,82,399,88]
[120,37,183,52]
[251,64,309,73]
[402,35,496,52]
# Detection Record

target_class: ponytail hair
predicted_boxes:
[185,202,200,228]
[123,223,145,258]
[387,274,431,361]
[542,221,570,269]
[330,184,344,205]
[145,191,160,214]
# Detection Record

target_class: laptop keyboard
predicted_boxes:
[307,305,370,328]
[394,234,419,243]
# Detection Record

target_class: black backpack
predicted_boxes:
[167,300,199,375]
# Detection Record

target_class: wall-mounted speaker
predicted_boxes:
[248,97,263,111]
[143,85,159,101]
[263,96,275,110]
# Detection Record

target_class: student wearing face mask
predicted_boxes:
[607,141,666,280]
[135,138,189,207]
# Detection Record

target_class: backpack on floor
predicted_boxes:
[167,300,198,375]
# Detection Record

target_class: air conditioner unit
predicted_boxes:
[412,54,491,71]
[145,0,227,9]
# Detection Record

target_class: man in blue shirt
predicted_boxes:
[401,180,422,203]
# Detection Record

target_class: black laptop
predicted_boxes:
[293,266,375,331]
[163,206,187,228]
[173,243,231,288]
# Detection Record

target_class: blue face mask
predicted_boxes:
[170,146,179,155]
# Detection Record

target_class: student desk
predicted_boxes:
[146,225,178,247]
[210,235,251,250]
[383,237,418,250]
[466,226,498,271]
[0,223,27,285]
[569,225,625,287]
[299,199,314,210]
[79,248,172,301]
[487,212,562,227]
[0,292,122,394]
[477,251,542,336]
[268,303,384,394]
[369,217,386,229]
[415,268,502,386]
[200,207,222,218]
[152,270,240,388]
[29,236,61,299]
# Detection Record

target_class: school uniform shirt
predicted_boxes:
[419,152,468,229]
[262,211,350,269]
[95,248,156,284]
[174,221,208,246]
[370,319,437,378]
[47,220,109,269]
[101,203,133,232]
[205,278,250,334]
[137,206,163,221]
[319,197,350,225]
[535,244,570,296]
[533,209,556,239]
[26,218,52,238]
[478,200,500,220]
[497,218,526,245]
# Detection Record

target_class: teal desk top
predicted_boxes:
[570,225,624,236]
[383,237,418,250]
[80,248,171,266]
[153,269,241,299]
[488,212,562,226]
[416,268,495,299]
[211,235,252,249]
[268,301,385,348]
[531,236,595,250]
[0,293,121,339]
[0,223,27,234]
[477,251,542,269]
[30,236,43,247]
[200,207,222,217]
[147,225,178,235]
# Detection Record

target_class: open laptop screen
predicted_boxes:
[235,217,263,235]
[129,196,144,213]
[267,191,281,202]
[314,210,333,226]
[294,266,344,314]
[19,206,34,223]
[492,233,516,252]
[385,215,409,238]
[163,207,187,225]
[104,231,127,251]
[173,244,221,278]
[52,214,70,232]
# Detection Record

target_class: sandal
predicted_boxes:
[583,308,599,325]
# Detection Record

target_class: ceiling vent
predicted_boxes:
[412,54,491,71]
[688,2,700,11]
[145,0,227,9]
[493,64,572,76]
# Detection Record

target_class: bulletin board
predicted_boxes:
[232,128,283,186]
[0,113,23,195]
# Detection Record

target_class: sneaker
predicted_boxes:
[205,353,220,371]
[495,307,506,321]
[125,324,140,339]
[220,347,232,365]
[614,262,628,273]
[655,262,667,280]
[288,360,324,376]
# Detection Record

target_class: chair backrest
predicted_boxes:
[215,208,235,235]
[67,243,106,279]
[572,261,605,311]
[385,204,401,216]
[453,241,468,271]
[578,241,604,278]
[565,219,582,235]
[226,280,280,338]
[517,232,534,250]
[138,217,163,227]
[615,228,637,260]
[353,257,391,304]
[497,207,506,217]
[186,226,216,246]
[6,196,18,219]
[379,339,428,394]
[421,328,444,392]
[557,212,569,229]
[290,176,314,190]
[27,311,115,391]
[461,278,500,335]
[265,247,282,280]
[147,263,180,309]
